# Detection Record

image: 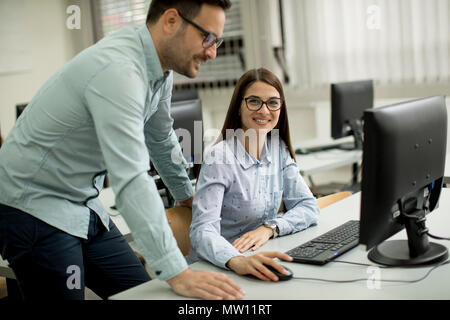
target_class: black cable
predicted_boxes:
[290,259,450,284]
[426,232,450,241]
[332,260,389,268]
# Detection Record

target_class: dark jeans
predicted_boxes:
[0,203,151,300]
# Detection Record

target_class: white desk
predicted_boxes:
[294,137,361,177]
[98,187,132,241]
[444,152,450,186]
[297,149,362,177]
[110,188,450,300]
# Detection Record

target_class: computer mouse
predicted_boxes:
[264,264,293,281]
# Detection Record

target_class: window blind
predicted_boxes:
[92,0,245,89]
[281,0,450,89]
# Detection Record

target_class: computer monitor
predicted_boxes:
[171,88,198,102]
[331,79,374,150]
[360,95,448,266]
[16,103,28,119]
[171,99,203,168]
[150,99,203,181]
[147,99,203,207]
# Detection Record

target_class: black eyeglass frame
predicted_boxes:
[178,11,224,49]
[243,96,283,112]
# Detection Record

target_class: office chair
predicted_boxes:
[0,277,7,300]
[165,206,192,256]
[130,206,192,278]
[278,191,352,214]
[316,191,352,209]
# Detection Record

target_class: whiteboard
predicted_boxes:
[0,0,32,73]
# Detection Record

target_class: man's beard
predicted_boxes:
[161,32,205,79]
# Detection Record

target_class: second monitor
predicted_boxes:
[331,79,373,150]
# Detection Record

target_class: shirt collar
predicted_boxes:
[226,133,273,170]
[137,25,168,82]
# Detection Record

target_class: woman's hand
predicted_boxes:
[226,252,293,281]
[232,225,274,252]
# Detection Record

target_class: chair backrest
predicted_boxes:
[316,191,352,209]
[165,206,192,256]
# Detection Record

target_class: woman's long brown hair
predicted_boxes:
[194,68,297,185]
[217,67,296,161]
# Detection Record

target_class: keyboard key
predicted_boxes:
[286,220,360,265]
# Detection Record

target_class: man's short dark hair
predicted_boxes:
[146,0,232,25]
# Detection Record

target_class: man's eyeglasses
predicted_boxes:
[244,96,283,112]
[178,11,224,49]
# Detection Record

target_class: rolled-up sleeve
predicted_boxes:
[274,144,320,236]
[84,62,187,281]
[190,154,244,269]
[144,73,194,201]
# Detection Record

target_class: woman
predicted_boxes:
[187,68,320,281]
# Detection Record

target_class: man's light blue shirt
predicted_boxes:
[0,26,193,281]
[187,134,320,268]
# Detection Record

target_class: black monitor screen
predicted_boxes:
[331,79,373,149]
[171,89,198,102]
[170,99,203,165]
[360,95,448,266]
[16,103,28,119]
[149,99,203,201]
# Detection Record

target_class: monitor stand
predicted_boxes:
[348,119,363,150]
[368,209,448,266]
[337,119,363,151]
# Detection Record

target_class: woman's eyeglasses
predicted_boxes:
[244,96,283,111]
[178,11,224,49]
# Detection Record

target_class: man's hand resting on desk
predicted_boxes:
[167,268,245,300]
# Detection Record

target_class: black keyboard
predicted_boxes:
[286,220,360,265]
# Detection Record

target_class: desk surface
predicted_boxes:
[294,137,361,176]
[110,188,450,300]
[297,149,361,176]
[98,188,131,240]
[444,152,450,184]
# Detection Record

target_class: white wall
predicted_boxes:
[0,0,93,138]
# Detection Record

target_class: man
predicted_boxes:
[0,0,244,300]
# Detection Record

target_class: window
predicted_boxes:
[92,0,245,90]
[281,0,450,89]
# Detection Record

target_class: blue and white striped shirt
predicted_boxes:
[187,134,320,268]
